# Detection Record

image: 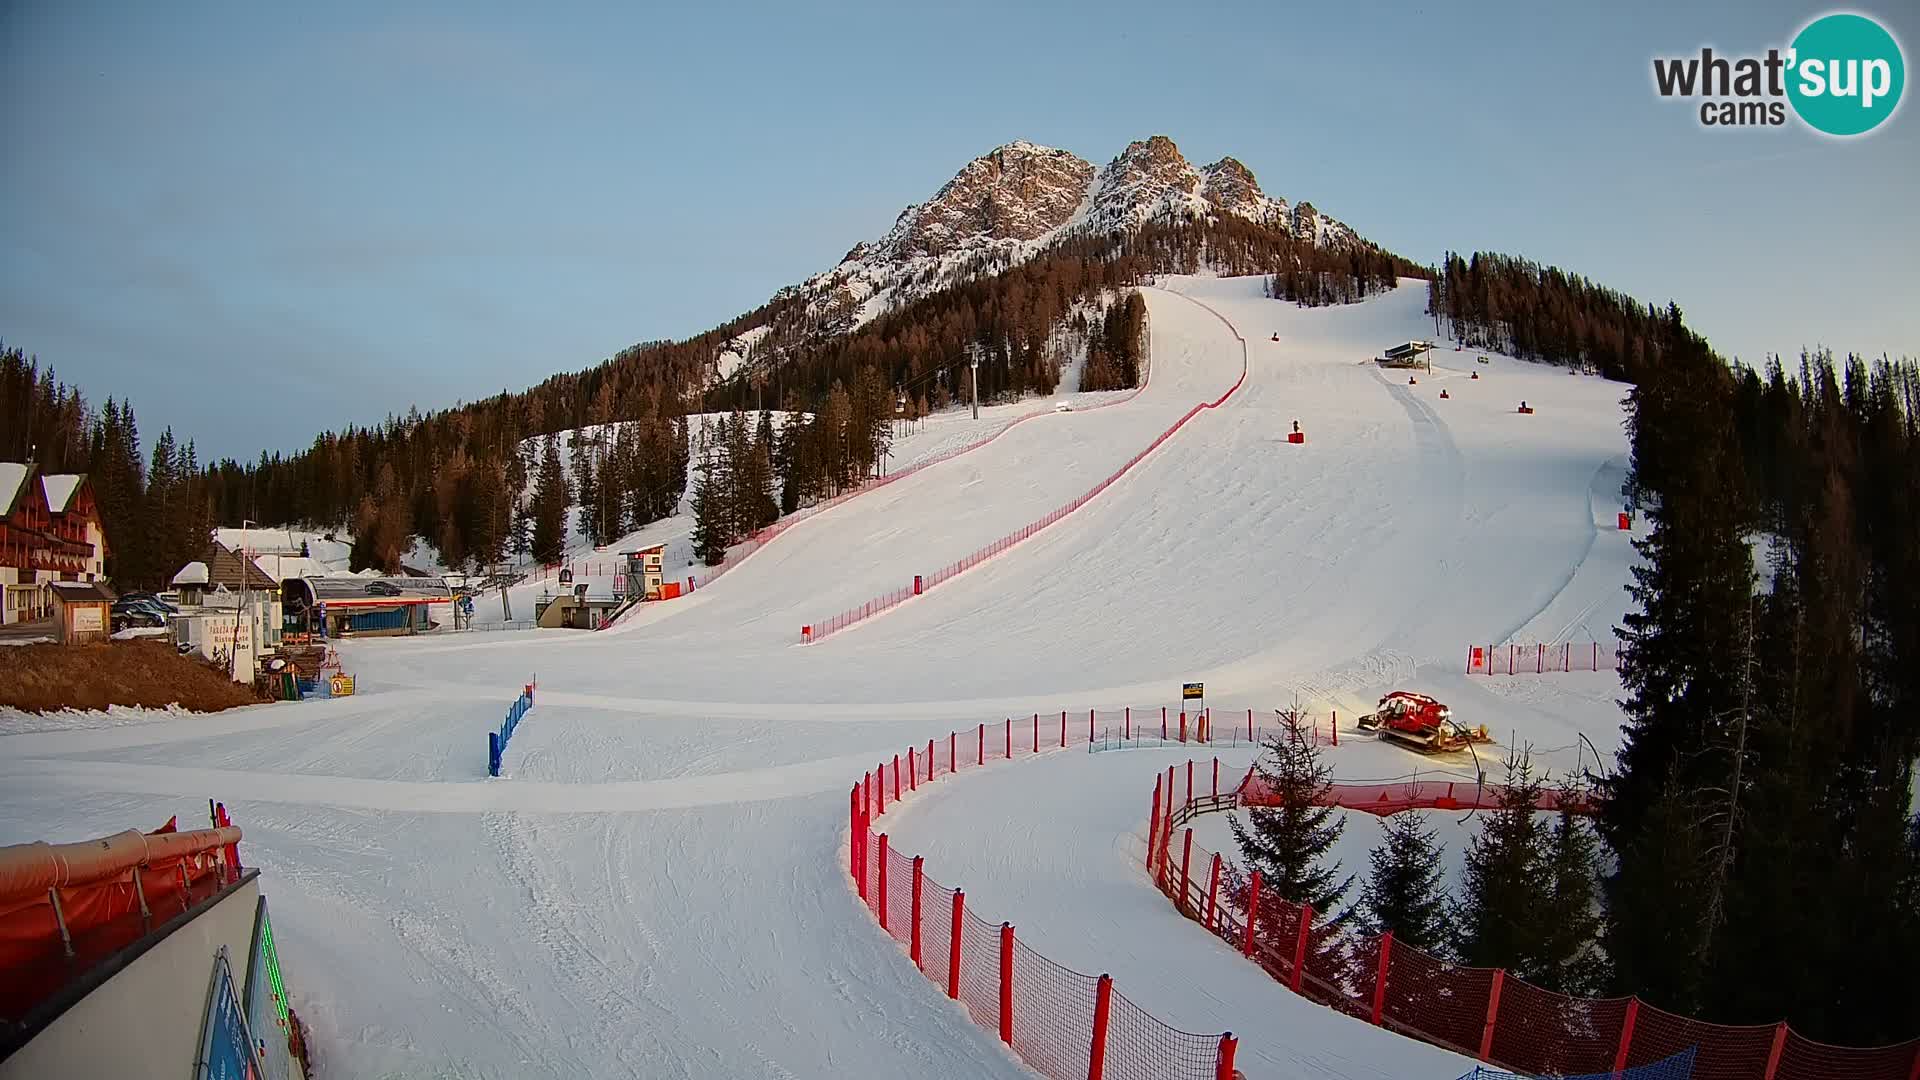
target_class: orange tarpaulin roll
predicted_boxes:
[0,826,242,971]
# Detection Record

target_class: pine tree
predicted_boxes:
[1358,812,1449,953]
[530,435,570,565]
[571,433,599,545]
[1457,750,1551,976]
[1536,803,1604,994]
[1229,712,1353,913]
[688,450,729,566]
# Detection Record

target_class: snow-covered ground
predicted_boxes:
[0,276,1639,1079]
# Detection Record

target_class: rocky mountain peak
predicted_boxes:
[890,141,1093,259]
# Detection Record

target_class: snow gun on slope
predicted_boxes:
[1356,691,1491,754]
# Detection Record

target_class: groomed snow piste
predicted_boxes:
[0,275,1638,1079]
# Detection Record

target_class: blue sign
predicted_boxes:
[198,946,259,1079]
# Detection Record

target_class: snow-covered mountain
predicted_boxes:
[777,135,1363,335]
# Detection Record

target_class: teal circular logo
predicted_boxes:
[1787,13,1905,136]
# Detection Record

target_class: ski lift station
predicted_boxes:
[1377,340,1434,368]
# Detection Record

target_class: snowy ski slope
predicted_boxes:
[0,276,1639,1080]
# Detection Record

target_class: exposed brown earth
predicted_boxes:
[0,639,268,713]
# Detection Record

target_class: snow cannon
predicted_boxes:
[1439,389,1450,400]
[1408,376,1418,385]
[1355,691,1491,754]
[1270,332,1279,342]
[1471,371,1480,380]
[1287,419,1305,444]
[1517,401,1534,414]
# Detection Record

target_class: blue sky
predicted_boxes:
[3,0,1915,460]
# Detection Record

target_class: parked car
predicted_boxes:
[117,590,178,613]
[110,601,167,632]
[363,580,402,596]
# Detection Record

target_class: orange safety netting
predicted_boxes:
[1236,768,1600,817]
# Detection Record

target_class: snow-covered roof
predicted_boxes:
[40,473,82,512]
[172,561,211,586]
[0,463,29,516]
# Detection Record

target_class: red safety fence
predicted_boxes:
[847,721,1239,1080]
[1467,641,1619,675]
[1149,785,1920,1080]
[802,295,1249,645]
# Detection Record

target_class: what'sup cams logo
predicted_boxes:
[1654,11,1905,135]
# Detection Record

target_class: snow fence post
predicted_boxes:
[977,723,984,767]
[1215,1034,1238,1080]
[1061,709,1066,748]
[1179,710,1187,743]
[1147,777,1163,873]
[999,923,1014,1046]
[1088,708,1094,744]
[908,747,917,791]
[1290,903,1313,992]
[910,856,924,970]
[1479,969,1505,1061]
[1241,872,1262,958]
[927,739,934,781]
[1162,707,1168,740]
[1032,713,1038,753]
[488,732,501,777]
[1332,709,1338,746]
[1205,853,1222,931]
[948,891,965,999]
[1762,1023,1789,1080]
[876,763,886,815]
[1213,757,1220,798]
[1371,931,1393,1026]
[1124,707,1131,740]
[850,785,865,899]
[1186,759,1194,806]
[950,732,957,775]
[892,754,901,801]
[877,835,890,931]
[1610,998,1640,1079]
[1179,829,1194,914]
[1088,974,1113,1080]
[1004,718,1011,760]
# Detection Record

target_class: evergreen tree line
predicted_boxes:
[1,346,212,586]
[1604,318,1920,1044]
[1233,716,1606,1000]
[1426,251,1692,382]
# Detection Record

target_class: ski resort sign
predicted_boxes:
[1652,12,1904,135]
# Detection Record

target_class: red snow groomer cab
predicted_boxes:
[1356,691,1491,754]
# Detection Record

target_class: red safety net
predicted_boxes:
[1237,771,1599,817]
[804,309,1248,645]
[851,727,1233,1080]
[1154,790,1920,1080]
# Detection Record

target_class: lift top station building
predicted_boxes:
[624,545,672,601]
[1378,340,1435,368]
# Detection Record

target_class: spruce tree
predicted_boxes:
[529,435,570,565]
[688,450,728,566]
[1229,712,1353,913]
[1358,812,1449,953]
[1456,750,1550,976]
[571,434,599,545]
[1536,802,1604,994]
